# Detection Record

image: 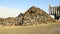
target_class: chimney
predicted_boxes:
[49,4,51,8]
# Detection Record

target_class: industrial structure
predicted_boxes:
[49,4,60,20]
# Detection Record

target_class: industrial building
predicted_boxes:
[49,4,60,20]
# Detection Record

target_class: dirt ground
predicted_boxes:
[0,24,60,34]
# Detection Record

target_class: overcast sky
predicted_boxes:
[0,0,60,18]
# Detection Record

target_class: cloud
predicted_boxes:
[0,7,20,18]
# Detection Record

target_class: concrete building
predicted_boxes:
[49,4,60,20]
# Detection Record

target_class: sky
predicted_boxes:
[0,0,60,18]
